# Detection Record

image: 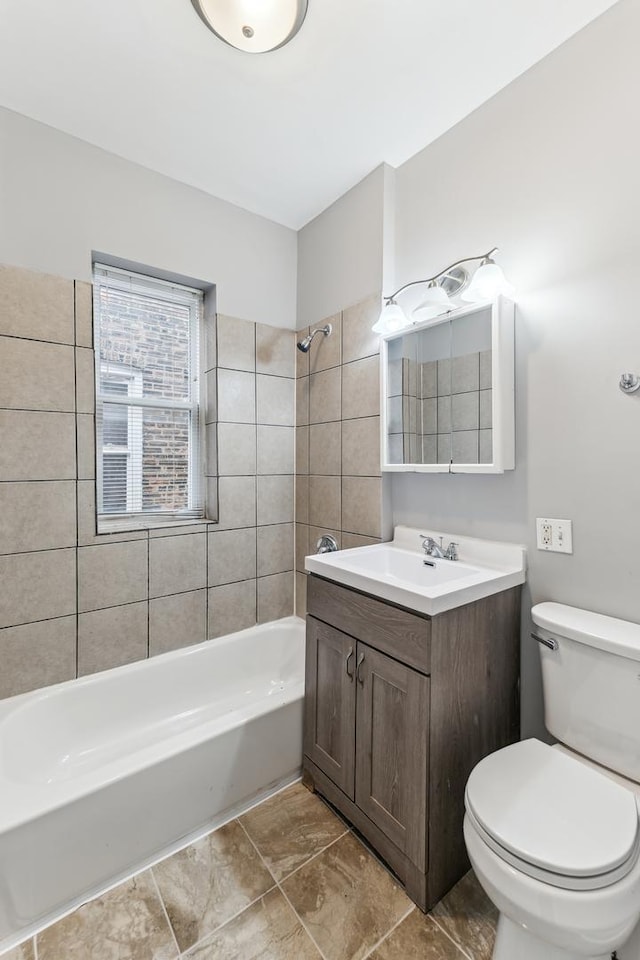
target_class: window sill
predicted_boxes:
[97,516,217,536]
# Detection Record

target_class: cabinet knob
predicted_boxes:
[356,652,365,685]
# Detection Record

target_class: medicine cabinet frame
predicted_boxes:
[380,297,515,474]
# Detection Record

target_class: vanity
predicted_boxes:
[303,527,525,911]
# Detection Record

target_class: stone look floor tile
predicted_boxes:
[152,820,274,952]
[36,871,176,960]
[431,871,498,960]
[3,940,35,960]
[370,910,465,959]
[240,782,348,881]
[280,831,412,960]
[184,888,321,960]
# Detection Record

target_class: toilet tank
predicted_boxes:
[532,602,640,783]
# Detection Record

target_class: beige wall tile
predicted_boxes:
[77,413,95,479]
[295,475,309,524]
[296,523,310,572]
[258,572,294,623]
[308,475,341,530]
[75,346,95,414]
[296,328,310,378]
[208,579,256,638]
[341,533,381,549]
[77,480,147,545]
[0,616,76,699]
[309,367,341,424]
[295,571,307,618]
[218,422,256,476]
[256,325,295,378]
[342,294,381,364]
[0,481,76,554]
[78,540,148,612]
[205,422,218,477]
[0,264,74,344]
[74,280,93,348]
[309,421,341,476]
[257,523,294,577]
[0,337,75,410]
[149,533,207,598]
[78,601,148,676]
[217,314,255,372]
[342,477,382,538]
[341,416,381,476]
[256,375,294,426]
[207,477,219,521]
[217,369,256,423]
[257,475,294,525]
[208,527,256,586]
[205,370,217,424]
[342,356,380,420]
[204,310,217,373]
[296,376,309,425]
[0,411,76,480]
[296,426,309,476]
[217,476,256,529]
[257,425,294,475]
[149,589,207,656]
[2,937,35,959]
[309,314,341,373]
[0,548,76,628]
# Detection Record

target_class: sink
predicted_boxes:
[305,525,526,616]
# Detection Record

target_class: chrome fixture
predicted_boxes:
[421,535,459,561]
[373,248,514,335]
[297,323,332,353]
[316,534,338,554]
[532,632,559,652]
[191,0,308,53]
[619,373,640,394]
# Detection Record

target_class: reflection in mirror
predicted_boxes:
[386,306,493,466]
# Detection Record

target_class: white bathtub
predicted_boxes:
[0,615,305,954]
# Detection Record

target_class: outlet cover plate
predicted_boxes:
[536,518,573,554]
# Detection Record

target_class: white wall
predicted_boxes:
[0,108,297,328]
[297,165,389,329]
[391,0,640,737]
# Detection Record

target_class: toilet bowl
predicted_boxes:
[464,739,640,960]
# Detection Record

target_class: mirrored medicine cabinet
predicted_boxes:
[381,298,515,473]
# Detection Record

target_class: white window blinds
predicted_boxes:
[93,264,204,531]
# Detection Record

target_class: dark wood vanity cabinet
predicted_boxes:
[303,574,521,912]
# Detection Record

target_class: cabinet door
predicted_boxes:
[355,643,429,869]
[304,617,356,799]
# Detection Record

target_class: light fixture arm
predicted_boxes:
[383,247,499,302]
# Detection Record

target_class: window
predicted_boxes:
[93,264,204,531]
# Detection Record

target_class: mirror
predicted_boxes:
[382,299,514,474]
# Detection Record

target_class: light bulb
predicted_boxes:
[372,300,410,335]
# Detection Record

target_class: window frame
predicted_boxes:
[93,263,205,532]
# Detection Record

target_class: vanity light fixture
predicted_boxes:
[374,248,513,333]
[191,0,309,53]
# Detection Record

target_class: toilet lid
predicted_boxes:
[465,739,639,882]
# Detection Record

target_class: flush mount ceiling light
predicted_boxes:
[191,0,309,53]
[374,249,514,333]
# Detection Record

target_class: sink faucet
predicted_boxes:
[420,535,459,561]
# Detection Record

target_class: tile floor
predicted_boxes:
[6,782,497,960]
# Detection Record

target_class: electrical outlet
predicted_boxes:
[536,518,573,554]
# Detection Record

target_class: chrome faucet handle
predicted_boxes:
[316,534,338,554]
[445,542,459,562]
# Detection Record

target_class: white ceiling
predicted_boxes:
[0,0,619,229]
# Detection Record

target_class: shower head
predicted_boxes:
[297,323,332,353]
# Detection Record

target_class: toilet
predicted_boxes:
[463,602,640,960]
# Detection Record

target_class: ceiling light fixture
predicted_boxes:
[191,0,309,53]
[374,248,513,333]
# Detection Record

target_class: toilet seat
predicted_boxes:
[465,739,640,891]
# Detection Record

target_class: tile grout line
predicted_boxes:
[359,903,416,960]
[148,867,182,960]
[236,819,331,960]
[429,914,476,960]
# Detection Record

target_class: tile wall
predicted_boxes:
[0,265,295,700]
[295,294,383,615]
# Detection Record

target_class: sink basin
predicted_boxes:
[305,525,526,616]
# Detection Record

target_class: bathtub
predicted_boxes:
[0,615,305,954]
